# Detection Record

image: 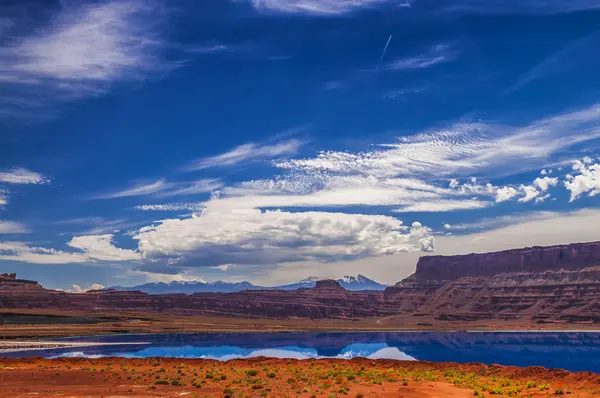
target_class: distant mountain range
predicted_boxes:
[106,274,387,294]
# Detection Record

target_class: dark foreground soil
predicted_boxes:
[1,357,599,397]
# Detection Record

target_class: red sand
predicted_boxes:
[1,357,598,397]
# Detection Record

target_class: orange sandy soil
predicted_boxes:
[1,357,599,397]
[1,309,598,339]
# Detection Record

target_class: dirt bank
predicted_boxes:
[1,309,598,339]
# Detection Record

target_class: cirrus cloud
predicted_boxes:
[248,0,390,15]
[0,168,48,184]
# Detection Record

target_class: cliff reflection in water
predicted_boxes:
[5,331,600,373]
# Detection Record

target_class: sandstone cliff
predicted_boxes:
[0,277,396,320]
[412,241,600,282]
[384,241,600,322]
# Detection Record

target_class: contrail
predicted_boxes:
[376,35,393,71]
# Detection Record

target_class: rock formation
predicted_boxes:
[385,241,600,323]
[0,273,16,281]
[3,242,600,324]
[0,276,396,320]
[413,241,600,282]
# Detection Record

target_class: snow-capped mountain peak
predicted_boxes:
[336,275,387,291]
[107,274,386,294]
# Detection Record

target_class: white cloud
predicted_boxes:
[65,283,105,293]
[0,168,48,184]
[495,186,519,202]
[94,179,170,199]
[0,234,140,264]
[204,174,491,215]
[67,235,141,262]
[248,0,388,15]
[564,159,600,201]
[0,221,30,234]
[518,184,540,203]
[276,105,600,180]
[535,193,551,203]
[211,264,234,271]
[135,203,205,212]
[156,179,223,197]
[247,208,600,286]
[496,175,558,204]
[0,191,7,207]
[132,209,433,271]
[443,223,452,229]
[193,106,600,215]
[186,139,304,170]
[94,179,221,200]
[393,199,490,212]
[0,241,90,264]
[388,44,456,71]
[436,0,600,15]
[0,0,176,119]
[533,176,558,191]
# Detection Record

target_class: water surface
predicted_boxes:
[5,331,600,373]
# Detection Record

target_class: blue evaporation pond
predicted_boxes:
[4,331,600,373]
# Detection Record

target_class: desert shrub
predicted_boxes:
[223,387,234,398]
[154,379,169,385]
[246,369,258,377]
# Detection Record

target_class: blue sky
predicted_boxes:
[2,0,600,290]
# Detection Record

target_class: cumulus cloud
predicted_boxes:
[132,209,433,272]
[534,176,558,191]
[518,185,541,203]
[564,159,600,201]
[185,139,304,171]
[495,186,519,203]
[65,283,105,293]
[248,0,389,15]
[0,168,49,184]
[496,175,558,204]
